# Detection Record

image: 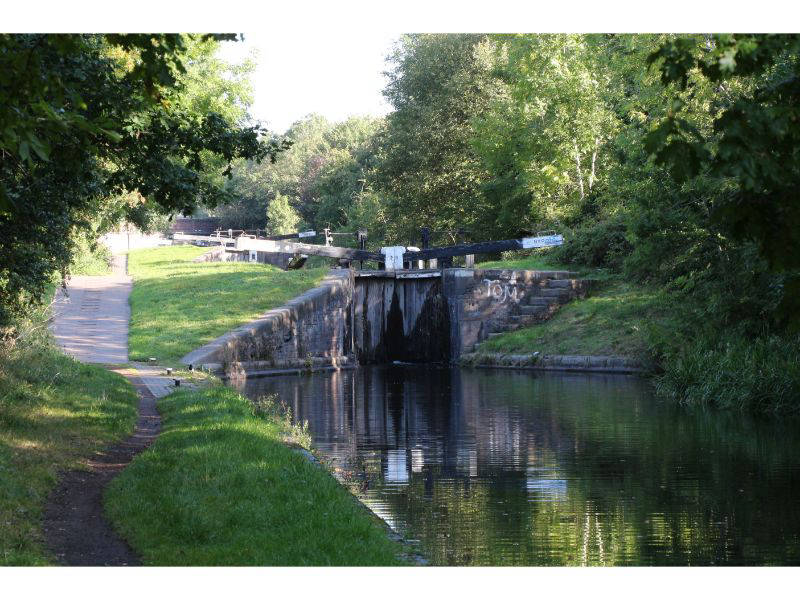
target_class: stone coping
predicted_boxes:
[460,352,647,374]
[179,270,351,370]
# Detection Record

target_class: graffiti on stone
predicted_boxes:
[482,276,522,303]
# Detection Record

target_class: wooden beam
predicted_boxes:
[403,239,523,260]
[403,234,563,261]
[263,230,317,241]
[236,237,382,262]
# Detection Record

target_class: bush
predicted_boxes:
[69,235,112,276]
[552,215,631,270]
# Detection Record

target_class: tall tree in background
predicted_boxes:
[222,115,384,237]
[376,34,497,243]
[472,35,618,233]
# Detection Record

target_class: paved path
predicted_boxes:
[51,255,132,363]
[45,254,184,565]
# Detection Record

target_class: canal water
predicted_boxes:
[235,365,800,566]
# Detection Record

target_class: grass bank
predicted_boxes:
[476,250,800,413]
[475,280,664,360]
[0,335,138,565]
[104,384,408,565]
[127,245,327,364]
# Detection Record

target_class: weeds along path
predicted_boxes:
[44,254,171,565]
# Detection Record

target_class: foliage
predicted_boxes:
[104,384,408,565]
[472,35,619,233]
[552,214,632,270]
[0,34,287,332]
[376,34,497,242]
[646,34,800,327]
[0,324,138,565]
[127,245,326,363]
[220,115,383,239]
[265,193,301,235]
[68,234,113,276]
[654,333,800,413]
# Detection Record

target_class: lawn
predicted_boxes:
[478,249,617,281]
[127,245,327,363]
[0,340,138,565]
[104,385,409,566]
[478,252,572,272]
[476,280,664,359]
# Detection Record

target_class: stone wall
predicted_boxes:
[181,270,354,377]
[192,246,296,270]
[180,267,592,377]
[443,268,590,358]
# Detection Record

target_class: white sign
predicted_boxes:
[297,230,316,238]
[521,234,564,249]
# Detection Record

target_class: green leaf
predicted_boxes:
[100,128,123,143]
[18,140,30,163]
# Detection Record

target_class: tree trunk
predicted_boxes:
[574,141,585,200]
[589,138,598,191]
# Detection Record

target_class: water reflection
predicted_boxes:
[236,366,800,566]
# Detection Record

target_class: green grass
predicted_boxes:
[104,385,408,565]
[478,253,572,272]
[0,340,138,565]
[127,245,327,363]
[655,333,800,413]
[478,249,617,281]
[69,238,112,276]
[476,280,663,359]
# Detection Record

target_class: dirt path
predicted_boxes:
[42,370,161,565]
[44,254,175,565]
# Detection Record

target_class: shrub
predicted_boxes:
[552,215,631,270]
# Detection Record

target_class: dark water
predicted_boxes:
[235,366,800,566]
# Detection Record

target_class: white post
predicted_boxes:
[380,246,406,272]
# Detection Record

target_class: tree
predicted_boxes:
[646,34,800,328]
[265,193,301,235]
[471,35,619,234]
[0,34,287,331]
[375,34,497,243]
[221,115,384,237]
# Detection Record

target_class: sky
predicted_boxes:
[217,31,402,134]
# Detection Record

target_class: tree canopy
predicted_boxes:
[0,34,287,330]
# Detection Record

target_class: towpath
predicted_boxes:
[45,253,175,565]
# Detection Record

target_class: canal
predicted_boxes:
[235,365,800,566]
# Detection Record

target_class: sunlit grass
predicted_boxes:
[0,342,138,565]
[104,385,409,566]
[477,281,665,359]
[127,246,327,363]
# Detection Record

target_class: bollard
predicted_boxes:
[173,378,181,387]
[165,367,173,375]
